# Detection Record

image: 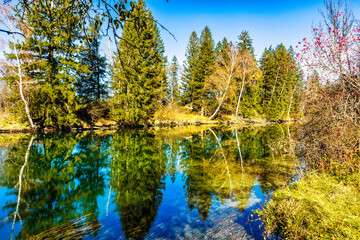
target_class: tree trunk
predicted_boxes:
[235,73,246,118]
[11,135,35,238]
[209,128,233,195]
[287,86,295,119]
[235,129,244,175]
[209,75,232,120]
[11,28,36,129]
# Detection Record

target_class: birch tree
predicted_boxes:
[0,3,35,128]
[207,44,241,120]
[235,50,260,118]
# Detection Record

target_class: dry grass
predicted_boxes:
[152,104,219,125]
[257,172,360,240]
[0,110,29,130]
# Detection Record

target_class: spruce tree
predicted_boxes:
[236,31,262,118]
[215,41,222,58]
[181,31,200,109]
[111,0,167,124]
[261,44,301,119]
[237,30,255,56]
[168,56,180,104]
[15,0,90,128]
[198,26,215,115]
[78,15,107,102]
[215,37,230,65]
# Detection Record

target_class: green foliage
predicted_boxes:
[237,30,255,56]
[215,37,231,65]
[110,130,167,239]
[77,15,107,102]
[236,31,263,118]
[15,0,91,128]
[258,172,360,240]
[181,31,201,109]
[0,133,109,239]
[260,44,302,120]
[198,26,216,115]
[167,55,180,104]
[181,26,215,115]
[111,0,167,124]
[239,79,264,118]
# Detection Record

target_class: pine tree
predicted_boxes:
[111,0,167,124]
[181,31,200,109]
[78,15,107,102]
[198,26,215,115]
[14,0,90,128]
[167,56,180,104]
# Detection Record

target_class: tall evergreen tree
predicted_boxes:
[167,56,180,104]
[111,0,167,124]
[198,26,215,115]
[215,37,230,65]
[236,31,262,118]
[261,44,301,119]
[237,30,255,56]
[78,15,107,102]
[215,41,222,58]
[181,31,200,109]
[13,0,90,128]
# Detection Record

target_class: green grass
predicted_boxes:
[257,172,360,240]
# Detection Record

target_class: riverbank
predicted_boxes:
[0,115,297,133]
[257,171,360,239]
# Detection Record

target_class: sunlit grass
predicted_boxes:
[152,104,218,125]
[0,111,29,130]
[257,172,360,240]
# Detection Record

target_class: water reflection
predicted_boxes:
[110,131,167,239]
[0,125,297,239]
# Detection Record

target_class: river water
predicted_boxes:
[0,125,297,239]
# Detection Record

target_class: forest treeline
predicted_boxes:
[0,0,302,129]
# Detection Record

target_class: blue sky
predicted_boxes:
[143,0,360,64]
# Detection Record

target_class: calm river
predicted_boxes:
[0,125,297,239]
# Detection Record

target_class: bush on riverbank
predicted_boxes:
[257,172,360,240]
[152,104,219,125]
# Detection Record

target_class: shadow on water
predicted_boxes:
[0,124,297,239]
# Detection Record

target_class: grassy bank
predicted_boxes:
[257,172,360,239]
[0,105,298,133]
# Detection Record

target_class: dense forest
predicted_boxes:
[0,0,301,129]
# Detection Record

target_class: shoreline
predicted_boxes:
[0,119,298,134]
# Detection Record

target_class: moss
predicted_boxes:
[257,172,360,239]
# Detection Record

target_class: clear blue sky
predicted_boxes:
[143,0,360,64]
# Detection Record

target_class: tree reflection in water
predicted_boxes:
[0,125,297,239]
